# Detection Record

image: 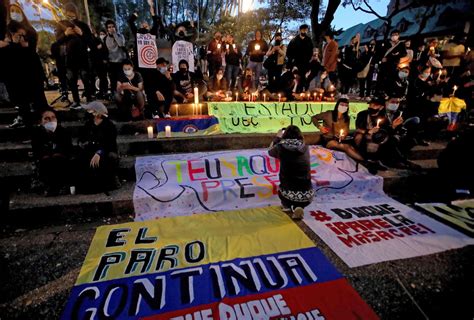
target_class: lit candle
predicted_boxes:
[301,93,305,100]
[255,44,261,51]
[339,129,344,143]
[278,93,281,102]
[226,44,229,50]
[308,93,310,101]
[194,87,199,105]
[235,92,238,101]
[165,125,171,138]
[232,44,236,49]
[452,85,458,95]
[226,93,229,100]
[437,70,442,81]
[217,43,221,49]
[147,125,154,139]
[175,104,179,117]
[263,93,266,102]
[313,93,317,101]
[376,119,382,128]
[249,93,251,102]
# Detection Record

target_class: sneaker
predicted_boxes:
[153,114,160,119]
[70,102,83,110]
[281,206,292,213]
[291,206,304,220]
[164,113,171,118]
[8,117,24,128]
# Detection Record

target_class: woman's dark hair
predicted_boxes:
[105,20,116,28]
[35,107,57,123]
[282,125,304,141]
[179,59,189,68]
[122,59,134,67]
[332,98,350,123]
[7,19,25,34]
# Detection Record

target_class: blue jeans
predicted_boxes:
[247,60,263,90]
[225,64,240,90]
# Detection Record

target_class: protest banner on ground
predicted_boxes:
[303,197,474,267]
[137,33,158,69]
[134,147,474,268]
[207,102,368,133]
[415,200,474,236]
[172,40,195,72]
[61,208,379,319]
[155,116,221,137]
[133,146,382,220]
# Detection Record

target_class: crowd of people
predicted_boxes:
[0,2,472,199]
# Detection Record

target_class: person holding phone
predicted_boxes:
[268,125,314,219]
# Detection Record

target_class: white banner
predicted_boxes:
[303,196,474,267]
[172,40,195,72]
[137,33,158,69]
[133,146,382,221]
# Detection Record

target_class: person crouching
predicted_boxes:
[268,125,314,219]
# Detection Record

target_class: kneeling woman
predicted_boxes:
[268,125,314,219]
[311,98,365,162]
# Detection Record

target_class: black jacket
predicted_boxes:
[79,118,118,155]
[268,138,312,191]
[286,35,313,69]
[55,18,94,68]
[31,125,73,160]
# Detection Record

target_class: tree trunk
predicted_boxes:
[311,0,341,47]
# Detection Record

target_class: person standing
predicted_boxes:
[104,20,126,97]
[92,29,109,99]
[147,57,174,118]
[358,40,376,99]
[245,30,269,90]
[376,29,406,93]
[268,125,314,219]
[339,35,360,94]
[207,31,223,78]
[322,31,339,85]
[55,3,95,108]
[224,34,242,91]
[265,32,286,92]
[286,25,313,91]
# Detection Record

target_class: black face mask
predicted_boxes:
[178,31,185,37]
[300,33,306,38]
[368,107,380,116]
[275,40,281,46]
[179,68,188,74]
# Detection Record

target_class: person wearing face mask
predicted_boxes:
[78,101,120,194]
[357,40,376,100]
[104,20,126,97]
[207,68,228,101]
[385,66,410,99]
[31,109,74,196]
[245,30,269,90]
[115,60,145,120]
[172,59,206,103]
[339,35,360,94]
[265,33,287,92]
[376,30,406,95]
[55,2,95,108]
[286,25,313,92]
[322,32,339,85]
[207,32,223,78]
[3,21,48,128]
[147,57,174,118]
[312,98,367,166]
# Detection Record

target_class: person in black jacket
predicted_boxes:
[286,25,313,92]
[92,28,109,99]
[268,125,314,219]
[375,29,406,95]
[147,57,175,118]
[245,30,269,90]
[339,36,359,94]
[78,101,120,193]
[55,3,94,108]
[31,109,74,195]
[224,34,242,91]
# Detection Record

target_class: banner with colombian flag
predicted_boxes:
[62,207,378,319]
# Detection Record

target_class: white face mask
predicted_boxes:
[338,105,348,113]
[159,66,167,74]
[99,35,106,41]
[10,12,23,22]
[398,71,408,79]
[124,69,133,76]
[43,121,57,133]
[387,103,399,112]
[216,74,223,80]
[391,35,399,42]
[420,72,430,80]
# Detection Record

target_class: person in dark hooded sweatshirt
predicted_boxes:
[268,125,314,219]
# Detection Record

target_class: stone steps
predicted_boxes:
[3,159,441,227]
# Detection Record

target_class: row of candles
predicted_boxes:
[147,125,171,138]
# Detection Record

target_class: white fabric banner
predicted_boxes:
[137,33,158,69]
[172,40,195,72]
[133,146,382,221]
[134,146,474,268]
[303,196,474,267]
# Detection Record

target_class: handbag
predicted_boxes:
[357,57,372,79]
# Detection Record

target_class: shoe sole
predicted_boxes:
[292,207,304,220]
